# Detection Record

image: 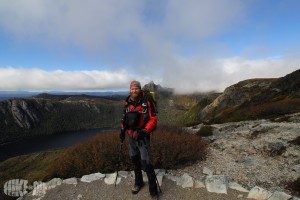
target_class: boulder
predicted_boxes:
[104,172,121,185]
[63,178,78,185]
[205,175,228,194]
[32,182,47,196]
[268,191,292,200]
[46,178,62,189]
[180,173,194,188]
[203,167,213,175]
[81,173,105,183]
[247,186,272,200]
[228,181,249,193]
[118,171,130,178]
[194,176,206,188]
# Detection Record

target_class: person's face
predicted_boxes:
[130,86,141,99]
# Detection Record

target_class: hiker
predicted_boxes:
[120,80,158,198]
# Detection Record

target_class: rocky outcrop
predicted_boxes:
[198,69,300,123]
[181,112,300,198]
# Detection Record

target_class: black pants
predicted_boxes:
[128,136,157,194]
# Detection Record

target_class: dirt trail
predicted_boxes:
[23,178,249,200]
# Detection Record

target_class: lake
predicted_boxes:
[0,128,116,162]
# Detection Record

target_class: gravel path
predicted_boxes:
[24,178,249,200]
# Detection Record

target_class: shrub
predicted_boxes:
[289,136,300,146]
[286,177,300,197]
[196,125,214,137]
[46,126,208,179]
[151,126,208,168]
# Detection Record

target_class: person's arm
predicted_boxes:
[144,99,157,133]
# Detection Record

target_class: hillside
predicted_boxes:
[0,95,124,144]
[197,69,300,124]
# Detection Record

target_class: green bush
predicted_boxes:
[47,126,208,179]
[196,125,214,137]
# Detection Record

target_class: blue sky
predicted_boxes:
[0,0,299,93]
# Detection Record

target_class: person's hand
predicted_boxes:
[119,129,126,143]
[136,129,149,141]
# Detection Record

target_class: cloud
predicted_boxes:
[0,1,299,93]
[1,57,298,93]
[0,67,139,91]
[160,56,300,93]
[0,0,245,61]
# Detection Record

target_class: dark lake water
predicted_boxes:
[0,128,116,162]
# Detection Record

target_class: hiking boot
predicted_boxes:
[131,183,144,194]
[150,191,158,199]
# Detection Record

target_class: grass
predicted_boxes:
[177,99,211,126]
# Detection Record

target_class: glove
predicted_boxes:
[119,129,126,142]
[136,129,149,141]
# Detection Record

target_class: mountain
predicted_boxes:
[198,69,300,123]
[0,94,124,144]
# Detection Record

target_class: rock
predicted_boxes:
[205,175,228,194]
[32,182,47,196]
[155,169,166,176]
[292,164,300,173]
[81,173,105,183]
[165,175,180,183]
[77,194,83,200]
[228,181,249,193]
[268,191,292,200]
[63,178,78,185]
[180,173,194,188]
[46,178,62,189]
[118,171,130,178]
[247,186,272,200]
[194,176,206,188]
[264,142,286,156]
[203,167,213,175]
[156,175,163,186]
[104,172,121,185]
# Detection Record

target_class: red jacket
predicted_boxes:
[121,91,157,138]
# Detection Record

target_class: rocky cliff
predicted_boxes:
[0,95,124,144]
[199,69,300,123]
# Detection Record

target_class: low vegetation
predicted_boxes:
[289,136,300,146]
[286,177,300,197]
[0,150,64,198]
[196,125,214,137]
[46,126,208,179]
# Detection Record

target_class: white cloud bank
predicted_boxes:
[1,57,298,92]
[0,67,135,91]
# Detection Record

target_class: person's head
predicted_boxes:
[130,80,141,100]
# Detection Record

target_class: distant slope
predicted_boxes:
[0,94,124,144]
[199,69,300,123]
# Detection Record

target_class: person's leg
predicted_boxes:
[128,136,144,194]
[138,138,158,197]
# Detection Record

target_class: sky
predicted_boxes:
[0,0,300,93]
